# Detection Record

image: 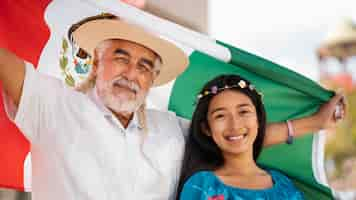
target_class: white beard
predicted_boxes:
[96,77,147,113]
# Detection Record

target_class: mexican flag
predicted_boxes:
[0,0,334,199]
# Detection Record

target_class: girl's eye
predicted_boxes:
[239,110,250,115]
[214,114,225,119]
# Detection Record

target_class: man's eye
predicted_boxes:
[137,64,150,72]
[115,57,129,63]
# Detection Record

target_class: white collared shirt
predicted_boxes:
[3,63,190,200]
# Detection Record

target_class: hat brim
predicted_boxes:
[72,19,189,86]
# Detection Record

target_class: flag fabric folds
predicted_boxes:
[0,1,334,199]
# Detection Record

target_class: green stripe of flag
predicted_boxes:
[169,41,334,200]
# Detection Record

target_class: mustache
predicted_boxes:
[111,77,141,93]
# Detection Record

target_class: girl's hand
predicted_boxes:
[313,92,346,130]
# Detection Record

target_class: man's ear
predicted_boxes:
[201,122,211,136]
[153,70,160,82]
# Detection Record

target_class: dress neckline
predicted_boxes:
[206,169,278,192]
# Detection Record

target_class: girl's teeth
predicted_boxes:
[227,135,244,141]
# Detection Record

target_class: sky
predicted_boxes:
[208,0,356,81]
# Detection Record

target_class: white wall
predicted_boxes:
[146,0,208,33]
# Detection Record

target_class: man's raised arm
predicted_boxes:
[0,48,26,106]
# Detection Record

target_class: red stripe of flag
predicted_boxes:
[0,0,51,190]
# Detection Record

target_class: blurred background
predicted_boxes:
[1,0,355,199]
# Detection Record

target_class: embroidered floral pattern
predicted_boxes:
[180,170,304,200]
[208,194,225,200]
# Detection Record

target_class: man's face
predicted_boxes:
[94,39,160,113]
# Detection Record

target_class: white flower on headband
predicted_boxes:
[238,80,247,88]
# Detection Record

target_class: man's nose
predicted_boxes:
[122,62,138,80]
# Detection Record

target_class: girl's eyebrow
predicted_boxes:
[237,103,252,108]
[210,107,226,115]
[210,103,253,115]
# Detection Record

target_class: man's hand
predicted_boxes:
[0,48,26,106]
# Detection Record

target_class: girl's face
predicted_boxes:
[206,90,259,157]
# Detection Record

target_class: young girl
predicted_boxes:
[177,74,304,200]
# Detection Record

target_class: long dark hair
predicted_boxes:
[176,74,266,200]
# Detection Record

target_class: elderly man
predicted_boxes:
[0,14,344,200]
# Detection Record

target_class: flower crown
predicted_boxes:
[196,80,263,103]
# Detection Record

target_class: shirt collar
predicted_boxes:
[87,87,142,130]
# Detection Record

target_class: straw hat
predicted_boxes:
[318,19,356,59]
[323,19,356,47]
[72,18,189,86]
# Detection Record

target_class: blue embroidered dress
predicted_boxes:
[180,170,304,200]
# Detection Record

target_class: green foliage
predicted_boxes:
[348,91,356,142]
